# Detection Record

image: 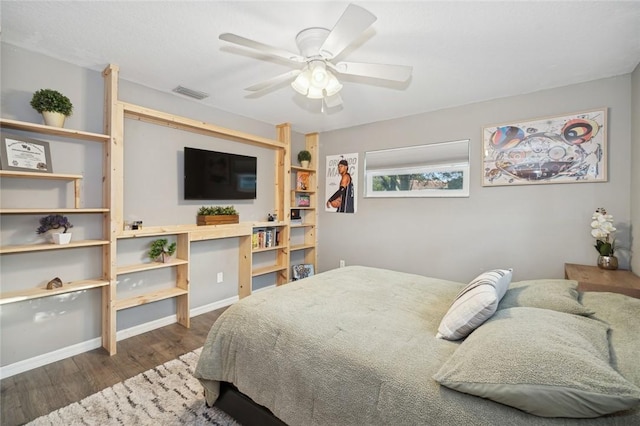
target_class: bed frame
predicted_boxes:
[214,381,286,426]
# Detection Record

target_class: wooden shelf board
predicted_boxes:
[251,221,286,228]
[0,170,83,180]
[117,223,252,240]
[0,278,109,305]
[121,102,285,149]
[0,118,110,142]
[252,245,286,253]
[252,264,288,277]
[0,208,108,214]
[290,223,315,228]
[291,165,315,172]
[0,239,109,254]
[290,243,315,252]
[117,258,189,275]
[115,287,188,311]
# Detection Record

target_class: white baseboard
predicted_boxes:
[0,295,238,380]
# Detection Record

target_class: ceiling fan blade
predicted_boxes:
[319,4,377,59]
[330,61,412,82]
[220,33,305,63]
[324,93,343,109]
[245,69,301,92]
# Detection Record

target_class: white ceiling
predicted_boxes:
[2,1,639,134]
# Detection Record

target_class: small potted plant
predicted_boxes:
[197,205,239,226]
[30,88,74,128]
[148,238,177,263]
[37,214,73,244]
[297,150,312,168]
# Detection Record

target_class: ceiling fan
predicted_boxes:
[219,3,412,108]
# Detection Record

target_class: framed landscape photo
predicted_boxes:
[482,109,607,187]
[0,133,53,173]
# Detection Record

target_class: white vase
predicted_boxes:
[42,111,66,128]
[52,232,72,245]
[300,160,310,168]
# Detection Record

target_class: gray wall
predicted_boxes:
[1,42,636,371]
[318,76,633,283]
[631,63,640,273]
[0,44,293,368]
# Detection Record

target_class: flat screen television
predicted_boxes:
[184,147,257,200]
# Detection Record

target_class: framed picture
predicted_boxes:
[295,193,310,207]
[482,109,607,186]
[0,132,53,173]
[292,263,314,281]
[296,171,310,190]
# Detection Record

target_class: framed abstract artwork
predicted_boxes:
[482,109,607,186]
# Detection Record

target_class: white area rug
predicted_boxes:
[28,348,240,425]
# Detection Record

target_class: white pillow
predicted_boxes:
[436,269,512,340]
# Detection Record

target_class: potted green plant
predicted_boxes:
[30,88,74,128]
[197,205,240,226]
[37,214,73,244]
[297,150,312,168]
[148,238,177,263]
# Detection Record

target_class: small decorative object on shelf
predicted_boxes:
[295,193,311,207]
[292,263,314,280]
[46,277,63,290]
[148,238,177,263]
[30,88,73,128]
[297,150,311,168]
[196,205,239,226]
[591,207,618,270]
[37,214,73,244]
[296,171,310,190]
[290,208,302,224]
[267,213,277,222]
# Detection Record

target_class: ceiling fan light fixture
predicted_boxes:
[291,69,311,95]
[324,71,343,97]
[307,86,325,99]
[309,61,329,89]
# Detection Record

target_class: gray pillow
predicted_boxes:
[433,307,640,418]
[498,279,594,316]
[436,269,512,340]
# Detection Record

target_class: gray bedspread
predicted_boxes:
[194,265,640,425]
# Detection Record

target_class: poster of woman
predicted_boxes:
[325,153,358,213]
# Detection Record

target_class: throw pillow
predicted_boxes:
[498,279,594,316]
[433,307,640,418]
[436,269,512,340]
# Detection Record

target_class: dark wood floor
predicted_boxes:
[0,307,228,426]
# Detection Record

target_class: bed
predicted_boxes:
[194,265,640,425]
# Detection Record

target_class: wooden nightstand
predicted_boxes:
[564,263,640,299]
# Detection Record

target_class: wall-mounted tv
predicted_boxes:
[184,147,257,200]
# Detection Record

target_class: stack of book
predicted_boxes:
[252,227,277,249]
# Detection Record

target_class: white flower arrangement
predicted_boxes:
[591,207,616,256]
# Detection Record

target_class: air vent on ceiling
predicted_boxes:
[172,85,209,100]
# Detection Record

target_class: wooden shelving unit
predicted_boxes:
[1,64,320,358]
[289,133,319,274]
[0,118,112,343]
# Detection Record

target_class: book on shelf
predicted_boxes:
[295,193,311,207]
[252,227,277,249]
[296,171,310,191]
[292,263,315,281]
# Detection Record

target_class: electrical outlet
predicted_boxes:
[339,260,345,268]
[217,272,223,283]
